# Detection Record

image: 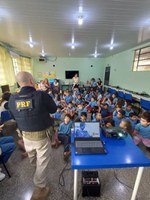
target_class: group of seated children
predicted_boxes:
[1,79,150,162]
[42,84,150,160]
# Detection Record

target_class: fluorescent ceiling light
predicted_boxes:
[110,45,114,50]
[71,44,75,49]
[41,48,45,56]
[29,43,34,48]
[78,16,83,25]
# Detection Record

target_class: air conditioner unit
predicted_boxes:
[39,56,47,62]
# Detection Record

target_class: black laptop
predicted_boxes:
[74,122,107,155]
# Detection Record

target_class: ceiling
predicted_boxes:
[0,0,150,58]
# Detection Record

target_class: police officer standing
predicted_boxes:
[8,71,57,200]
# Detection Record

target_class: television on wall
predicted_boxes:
[65,70,79,79]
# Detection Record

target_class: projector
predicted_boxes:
[102,127,128,139]
[39,56,47,62]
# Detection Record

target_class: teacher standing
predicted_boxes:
[72,73,80,89]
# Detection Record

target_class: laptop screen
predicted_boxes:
[74,122,100,138]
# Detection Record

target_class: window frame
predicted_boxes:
[133,46,150,72]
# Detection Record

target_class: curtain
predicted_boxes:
[14,56,32,74]
[0,46,15,86]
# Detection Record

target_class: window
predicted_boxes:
[0,46,15,86]
[12,56,32,75]
[133,46,150,71]
[0,65,7,85]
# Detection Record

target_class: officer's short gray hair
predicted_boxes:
[16,71,33,85]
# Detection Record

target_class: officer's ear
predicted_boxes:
[30,78,35,87]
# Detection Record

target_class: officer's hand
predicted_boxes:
[0,124,4,132]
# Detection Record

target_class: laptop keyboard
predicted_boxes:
[75,140,103,148]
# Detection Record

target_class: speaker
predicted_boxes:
[39,56,47,62]
[82,171,101,197]
[1,85,10,93]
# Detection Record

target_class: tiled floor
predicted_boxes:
[0,130,150,200]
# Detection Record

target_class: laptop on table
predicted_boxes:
[74,122,107,155]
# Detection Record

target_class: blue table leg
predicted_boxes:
[74,169,78,200]
[131,167,144,200]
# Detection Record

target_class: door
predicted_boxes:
[104,66,110,85]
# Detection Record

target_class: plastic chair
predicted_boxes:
[1,111,12,124]
[0,156,11,177]
[108,88,116,94]
[124,93,132,102]
[140,99,150,111]
[117,91,124,99]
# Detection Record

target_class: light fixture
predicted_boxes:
[94,53,97,58]
[41,48,45,56]
[29,43,34,48]
[27,34,35,48]
[71,44,75,49]
[110,45,114,50]
[78,16,83,25]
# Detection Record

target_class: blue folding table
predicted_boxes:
[71,133,150,200]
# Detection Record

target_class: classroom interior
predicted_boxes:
[0,0,150,200]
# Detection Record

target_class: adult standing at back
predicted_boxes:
[8,71,57,200]
[72,73,80,89]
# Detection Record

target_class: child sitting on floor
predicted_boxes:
[113,110,126,126]
[119,119,133,136]
[54,114,72,160]
[133,111,150,151]
[126,112,138,130]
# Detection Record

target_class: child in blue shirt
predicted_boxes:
[87,97,97,109]
[77,103,87,119]
[124,103,134,117]
[64,91,73,105]
[85,93,91,104]
[92,112,104,127]
[112,93,118,104]
[126,112,138,130]
[53,106,62,120]
[133,112,150,150]
[66,102,75,118]
[75,94,83,105]
[113,110,126,126]
[80,112,87,122]
[106,97,115,113]
[55,114,72,160]
[104,90,111,99]
[113,106,122,117]
[90,78,97,89]
[101,103,109,118]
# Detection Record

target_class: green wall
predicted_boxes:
[104,42,150,94]
[32,42,150,94]
[33,57,104,84]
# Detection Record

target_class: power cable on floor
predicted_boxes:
[114,170,133,190]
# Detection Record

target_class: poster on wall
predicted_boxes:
[37,70,57,79]
[37,72,42,78]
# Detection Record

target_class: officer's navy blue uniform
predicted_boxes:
[8,86,57,131]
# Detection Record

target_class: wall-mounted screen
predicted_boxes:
[65,70,79,79]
